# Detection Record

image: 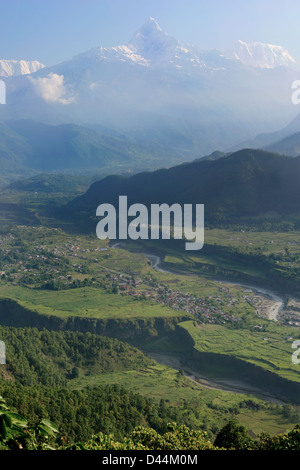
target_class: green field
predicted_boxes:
[68,357,299,437]
[1,225,300,439]
[181,321,300,383]
[126,229,300,296]
[0,284,182,320]
[1,321,298,440]
[206,228,300,255]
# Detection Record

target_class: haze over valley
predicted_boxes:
[0,5,300,452]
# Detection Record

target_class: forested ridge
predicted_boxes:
[0,326,217,445]
[0,326,154,387]
[0,325,299,450]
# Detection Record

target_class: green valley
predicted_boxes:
[0,151,300,450]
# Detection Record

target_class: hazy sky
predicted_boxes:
[1,0,300,65]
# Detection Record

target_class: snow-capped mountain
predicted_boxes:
[0,59,45,77]
[226,40,295,69]
[128,17,200,68]
[0,18,298,158]
[72,17,227,72]
[129,17,178,56]
[71,19,297,73]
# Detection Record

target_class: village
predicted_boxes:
[103,270,242,325]
[1,229,299,327]
[0,233,243,325]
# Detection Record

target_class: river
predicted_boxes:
[110,243,292,402]
[141,252,285,322]
[111,243,286,320]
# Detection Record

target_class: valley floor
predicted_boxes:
[0,225,299,441]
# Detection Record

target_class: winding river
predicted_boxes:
[111,241,286,322]
[142,252,285,322]
[111,243,292,402]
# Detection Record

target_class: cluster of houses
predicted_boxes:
[0,234,245,324]
[105,272,239,324]
[2,230,300,328]
[0,240,79,285]
[150,287,239,324]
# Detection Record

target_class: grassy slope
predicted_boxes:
[67,362,299,437]
[0,284,181,320]
[1,324,296,438]
[0,226,299,436]
[181,321,300,383]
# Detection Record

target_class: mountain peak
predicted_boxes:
[129,18,178,57]
[226,40,295,69]
[0,59,45,77]
[144,17,163,32]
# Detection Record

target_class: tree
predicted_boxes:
[71,367,80,379]
[214,420,255,450]
[258,425,300,450]
[0,396,59,450]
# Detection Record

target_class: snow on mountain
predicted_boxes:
[70,19,296,73]
[72,44,150,67]
[129,17,179,60]
[72,17,219,71]
[226,40,295,69]
[0,59,45,77]
[0,18,297,153]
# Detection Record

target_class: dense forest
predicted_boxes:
[0,325,299,450]
[0,392,299,450]
[0,326,221,445]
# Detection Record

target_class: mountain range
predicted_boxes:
[0,17,298,163]
[0,118,213,185]
[66,148,300,227]
[0,119,153,185]
[230,111,300,157]
[225,40,296,69]
[264,131,300,156]
[2,112,300,187]
[0,59,45,77]
[1,18,300,189]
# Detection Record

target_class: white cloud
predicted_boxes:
[89,82,99,90]
[28,72,75,104]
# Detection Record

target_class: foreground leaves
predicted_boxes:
[0,396,58,450]
[0,395,300,451]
